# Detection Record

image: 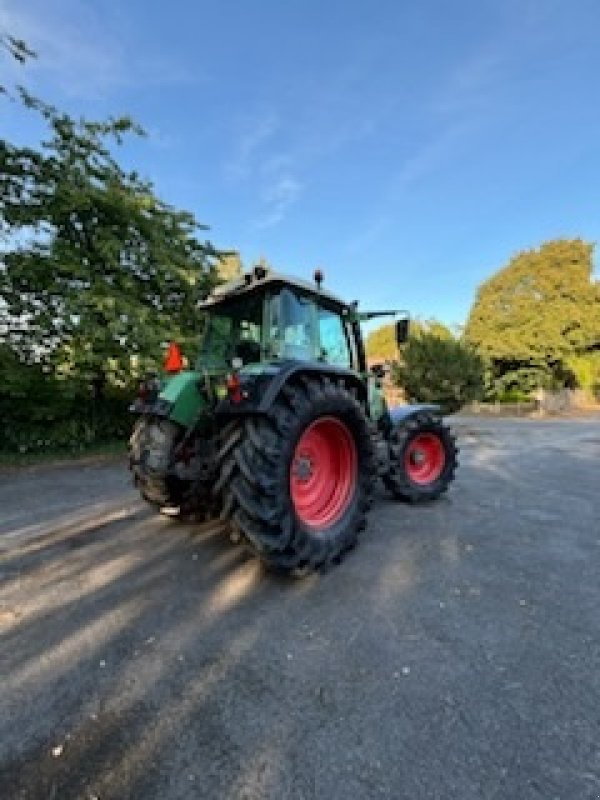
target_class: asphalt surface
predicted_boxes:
[0,415,599,800]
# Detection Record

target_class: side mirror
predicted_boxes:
[395,318,409,346]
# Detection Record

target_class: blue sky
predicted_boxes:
[2,0,600,326]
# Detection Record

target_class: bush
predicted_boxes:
[0,351,133,455]
[393,333,484,414]
[564,353,600,391]
[495,388,532,404]
[483,355,600,401]
[483,365,549,401]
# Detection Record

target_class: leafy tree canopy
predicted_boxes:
[0,33,35,64]
[365,323,397,360]
[0,32,36,96]
[411,318,454,341]
[366,317,454,361]
[1,90,219,385]
[465,239,600,365]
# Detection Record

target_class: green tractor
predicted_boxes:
[129,266,457,573]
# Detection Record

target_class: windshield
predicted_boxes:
[197,293,264,370]
[196,286,346,370]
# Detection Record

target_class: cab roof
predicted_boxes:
[199,268,352,313]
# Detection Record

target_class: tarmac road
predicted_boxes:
[0,415,599,800]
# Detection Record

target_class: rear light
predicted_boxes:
[226,373,243,404]
[137,376,160,403]
[164,342,184,373]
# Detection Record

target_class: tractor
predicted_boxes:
[129,266,457,573]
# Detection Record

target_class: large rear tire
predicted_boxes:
[216,377,374,573]
[383,412,458,502]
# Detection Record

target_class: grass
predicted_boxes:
[0,440,127,469]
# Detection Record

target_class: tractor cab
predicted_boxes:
[197,268,362,373]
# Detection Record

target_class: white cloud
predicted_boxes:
[396,121,475,189]
[224,112,306,228]
[253,175,302,230]
[345,214,392,256]
[343,38,512,257]
[0,0,195,97]
[431,48,505,119]
[224,113,280,181]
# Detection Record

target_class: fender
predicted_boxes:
[130,371,206,428]
[256,361,368,411]
[388,404,441,425]
[215,360,368,417]
[379,403,441,435]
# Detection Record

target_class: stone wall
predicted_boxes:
[467,389,600,416]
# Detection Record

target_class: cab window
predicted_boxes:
[318,308,351,368]
[197,293,263,368]
[269,289,318,360]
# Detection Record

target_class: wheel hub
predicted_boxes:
[410,449,426,466]
[293,455,314,482]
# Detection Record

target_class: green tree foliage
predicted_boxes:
[410,318,454,341]
[564,352,600,393]
[0,32,36,98]
[0,40,220,454]
[365,323,396,360]
[465,239,600,395]
[394,333,484,413]
[366,318,454,361]
[0,33,35,65]
[1,91,218,386]
[0,343,131,454]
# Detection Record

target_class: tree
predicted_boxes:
[564,352,600,394]
[410,318,454,341]
[0,34,35,64]
[0,32,36,96]
[465,239,600,394]
[394,334,484,414]
[1,91,219,387]
[216,251,243,280]
[365,323,397,361]
[366,318,454,362]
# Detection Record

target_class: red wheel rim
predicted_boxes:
[404,433,446,485]
[290,417,358,530]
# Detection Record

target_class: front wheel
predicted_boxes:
[383,413,458,502]
[216,377,375,573]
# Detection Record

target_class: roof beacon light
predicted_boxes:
[254,264,267,280]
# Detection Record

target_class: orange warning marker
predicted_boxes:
[164,341,184,373]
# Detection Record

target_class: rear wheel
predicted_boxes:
[216,377,374,573]
[383,413,457,502]
[129,417,183,508]
[129,417,216,518]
